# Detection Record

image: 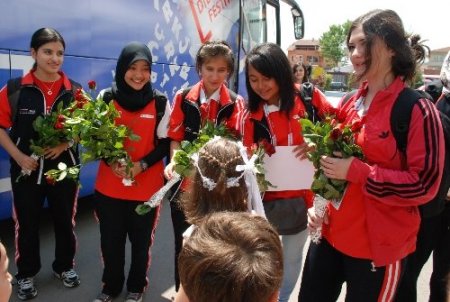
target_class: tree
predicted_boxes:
[319,21,351,68]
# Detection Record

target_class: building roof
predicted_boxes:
[287,39,320,50]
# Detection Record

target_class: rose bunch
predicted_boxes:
[30,102,73,156]
[172,121,235,177]
[300,115,364,200]
[26,81,139,184]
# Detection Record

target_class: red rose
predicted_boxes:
[350,119,363,132]
[46,175,56,185]
[330,127,342,141]
[57,114,65,122]
[88,80,97,90]
[260,139,276,156]
[75,88,83,100]
[54,122,64,129]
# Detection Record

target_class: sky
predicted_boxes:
[296,0,449,51]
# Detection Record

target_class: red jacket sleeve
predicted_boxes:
[312,88,335,117]
[0,85,12,128]
[223,94,245,136]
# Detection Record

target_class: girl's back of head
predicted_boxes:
[179,211,283,302]
[180,137,248,225]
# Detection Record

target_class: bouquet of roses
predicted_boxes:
[136,121,235,214]
[23,81,139,186]
[300,113,364,242]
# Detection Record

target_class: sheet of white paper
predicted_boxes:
[263,145,315,191]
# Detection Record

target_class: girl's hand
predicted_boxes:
[320,155,353,180]
[307,206,329,232]
[293,142,315,160]
[164,162,175,180]
[16,153,39,172]
[43,142,69,160]
[111,161,128,178]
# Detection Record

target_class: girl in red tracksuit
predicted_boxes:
[92,42,171,302]
[0,28,81,301]
[241,42,333,302]
[164,40,244,291]
[299,10,445,302]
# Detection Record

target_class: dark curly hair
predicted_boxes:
[346,9,428,84]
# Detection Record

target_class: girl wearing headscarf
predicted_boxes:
[93,42,171,302]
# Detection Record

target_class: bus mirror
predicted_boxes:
[291,7,304,39]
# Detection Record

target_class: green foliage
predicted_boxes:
[319,21,352,68]
[27,84,139,183]
[173,121,235,177]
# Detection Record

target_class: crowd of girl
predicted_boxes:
[0,7,448,302]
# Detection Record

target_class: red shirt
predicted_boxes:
[95,100,166,201]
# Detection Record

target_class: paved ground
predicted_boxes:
[0,197,433,302]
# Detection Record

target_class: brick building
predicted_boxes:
[286,39,324,67]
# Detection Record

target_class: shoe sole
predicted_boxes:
[17,291,37,301]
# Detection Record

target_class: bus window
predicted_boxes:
[266,3,277,44]
[242,0,265,53]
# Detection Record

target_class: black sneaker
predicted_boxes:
[125,292,143,302]
[54,269,81,288]
[17,277,37,300]
[93,292,114,302]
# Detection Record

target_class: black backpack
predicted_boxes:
[298,82,320,122]
[343,88,450,218]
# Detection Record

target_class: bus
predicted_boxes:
[0,0,304,220]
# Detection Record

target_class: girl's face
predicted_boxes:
[348,25,367,78]
[247,64,280,105]
[348,25,394,81]
[124,60,151,91]
[199,57,230,96]
[0,243,12,302]
[31,41,64,77]
[294,65,305,83]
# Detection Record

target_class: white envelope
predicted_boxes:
[263,145,315,191]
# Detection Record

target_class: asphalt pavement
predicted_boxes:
[0,197,433,302]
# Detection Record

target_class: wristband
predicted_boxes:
[65,139,75,150]
[139,160,148,172]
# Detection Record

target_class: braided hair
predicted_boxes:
[180,138,248,225]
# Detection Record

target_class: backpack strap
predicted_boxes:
[390,88,425,153]
[6,77,22,125]
[153,89,167,126]
[101,87,114,104]
[299,82,319,122]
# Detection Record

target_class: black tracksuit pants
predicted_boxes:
[169,197,190,291]
[12,176,78,279]
[94,191,159,296]
[299,238,406,302]
[395,202,450,302]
